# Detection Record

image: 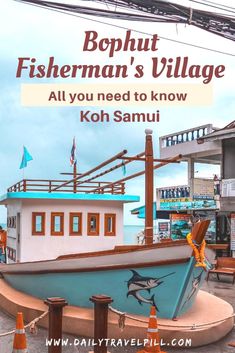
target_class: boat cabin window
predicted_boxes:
[87,213,100,236]
[7,247,16,261]
[32,212,45,236]
[104,214,116,236]
[7,216,16,229]
[70,212,82,236]
[51,213,64,236]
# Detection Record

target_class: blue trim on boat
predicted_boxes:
[0,192,140,203]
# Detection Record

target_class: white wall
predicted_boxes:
[6,201,22,263]
[20,199,124,262]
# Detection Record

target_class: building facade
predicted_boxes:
[0,190,139,263]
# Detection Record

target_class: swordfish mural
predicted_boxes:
[180,270,204,311]
[126,270,175,311]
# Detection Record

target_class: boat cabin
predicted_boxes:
[0,180,139,263]
[0,129,182,263]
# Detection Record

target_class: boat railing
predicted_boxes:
[160,124,215,148]
[7,179,126,195]
[136,230,162,245]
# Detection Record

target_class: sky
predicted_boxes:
[0,0,234,225]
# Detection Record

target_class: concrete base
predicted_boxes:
[0,279,234,348]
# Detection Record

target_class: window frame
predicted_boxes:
[32,212,46,236]
[87,213,100,236]
[104,213,116,236]
[69,212,82,236]
[51,212,64,236]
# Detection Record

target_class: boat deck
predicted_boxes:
[0,241,192,274]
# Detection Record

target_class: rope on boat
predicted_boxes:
[0,310,48,337]
[109,306,235,331]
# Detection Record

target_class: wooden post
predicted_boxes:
[145,129,154,245]
[73,162,77,193]
[90,295,113,353]
[121,183,125,194]
[44,297,68,353]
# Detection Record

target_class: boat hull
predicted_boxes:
[4,261,197,318]
[0,242,214,319]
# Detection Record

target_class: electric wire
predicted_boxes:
[16,0,235,42]
[200,0,235,12]
[189,0,235,15]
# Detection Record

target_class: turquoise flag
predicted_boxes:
[20,146,33,169]
[122,161,126,176]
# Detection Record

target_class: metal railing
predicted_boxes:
[157,185,190,199]
[160,124,215,148]
[156,180,221,200]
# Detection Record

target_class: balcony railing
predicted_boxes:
[157,185,190,199]
[160,124,215,148]
[157,179,221,201]
[7,179,125,195]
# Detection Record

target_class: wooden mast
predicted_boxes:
[145,129,154,245]
[73,162,77,193]
[52,150,127,192]
[87,154,182,194]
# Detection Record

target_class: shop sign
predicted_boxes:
[158,222,169,232]
[193,178,214,199]
[231,213,235,251]
[160,199,217,211]
[170,214,191,240]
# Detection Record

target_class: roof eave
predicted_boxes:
[0,192,140,204]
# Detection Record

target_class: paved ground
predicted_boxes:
[0,275,234,353]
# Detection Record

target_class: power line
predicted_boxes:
[15,0,235,56]
[17,0,235,41]
[200,0,235,12]
[189,0,235,15]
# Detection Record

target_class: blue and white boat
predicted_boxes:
[0,130,214,319]
[0,231,214,319]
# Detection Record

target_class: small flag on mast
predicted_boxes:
[19,146,33,169]
[122,161,126,176]
[70,137,77,166]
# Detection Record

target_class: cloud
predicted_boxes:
[0,0,234,223]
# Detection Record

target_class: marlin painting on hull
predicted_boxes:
[181,270,204,310]
[186,271,204,302]
[127,270,175,310]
